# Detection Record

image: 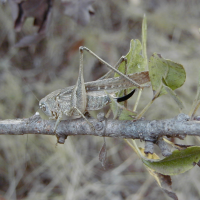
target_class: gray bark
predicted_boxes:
[0,113,199,145]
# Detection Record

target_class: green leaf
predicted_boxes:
[126,145,178,200]
[142,146,200,175]
[116,39,146,76]
[149,53,186,97]
[114,39,147,95]
[108,94,137,120]
[142,14,148,68]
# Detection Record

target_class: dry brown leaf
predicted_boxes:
[7,0,95,46]
[99,138,107,169]
[8,0,52,46]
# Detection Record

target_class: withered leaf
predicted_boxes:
[8,0,52,46]
[154,172,178,200]
[63,0,95,26]
[99,138,107,169]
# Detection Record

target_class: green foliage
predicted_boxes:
[138,148,178,200]
[149,53,186,97]
[112,14,195,200]
[142,14,147,67]
[108,93,137,120]
[142,146,200,175]
[116,39,146,75]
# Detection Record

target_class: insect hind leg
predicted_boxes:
[99,56,127,80]
[79,46,141,88]
[69,106,95,131]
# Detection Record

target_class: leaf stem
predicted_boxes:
[133,88,142,112]
[136,99,154,119]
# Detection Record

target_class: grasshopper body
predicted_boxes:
[39,47,150,132]
[39,71,149,118]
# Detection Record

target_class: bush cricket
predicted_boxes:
[39,47,150,133]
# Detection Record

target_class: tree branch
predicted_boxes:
[0,113,200,146]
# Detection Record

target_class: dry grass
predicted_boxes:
[0,0,200,199]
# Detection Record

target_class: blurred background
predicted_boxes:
[0,0,200,199]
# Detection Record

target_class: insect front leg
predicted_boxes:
[53,95,63,132]
[54,112,63,132]
[67,106,95,130]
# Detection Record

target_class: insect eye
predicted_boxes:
[40,103,46,112]
[42,105,46,111]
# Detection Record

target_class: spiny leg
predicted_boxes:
[100,55,129,106]
[80,46,141,88]
[69,47,94,130]
[98,56,127,80]
[53,95,63,132]
[54,112,63,132]
[70,46,87,116]
[69,106,95,130]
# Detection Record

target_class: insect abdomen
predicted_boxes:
[86,93,111,111]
